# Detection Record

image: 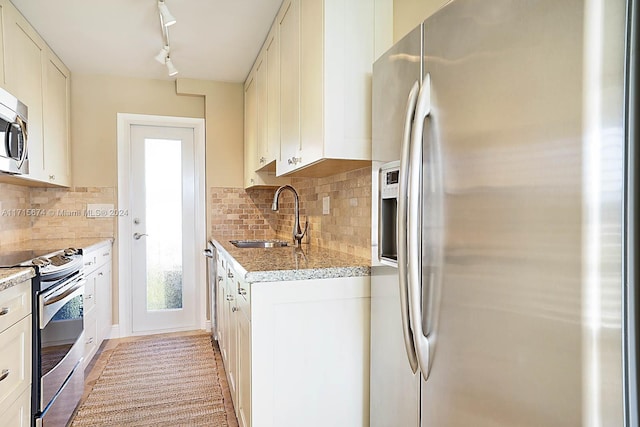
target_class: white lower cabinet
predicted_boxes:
[215,249,371,427]
[0,386,30,427]
[82,241,113,368]
[0,279,32,425]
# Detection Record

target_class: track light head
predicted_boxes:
[155,45,170,64]
[158,0,176,27]
[166,57,179,76]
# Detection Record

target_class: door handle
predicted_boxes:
[397,79,420,375]
[407,73,434,381]
[133,232,148,240]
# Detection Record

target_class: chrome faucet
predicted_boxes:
[272,185,309,247]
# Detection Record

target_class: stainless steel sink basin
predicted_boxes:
[229,240,290,248]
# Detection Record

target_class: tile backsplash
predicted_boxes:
[209,166,372,259]
[0,183,116,244]
[2,166,372,258]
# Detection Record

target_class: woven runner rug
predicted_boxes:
[71,334,232,426]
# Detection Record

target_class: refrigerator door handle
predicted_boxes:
[398,79,421,374]
[408,73,433,381]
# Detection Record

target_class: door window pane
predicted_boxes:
[145,138,183,310]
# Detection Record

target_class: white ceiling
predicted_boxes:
[10,0,283,82]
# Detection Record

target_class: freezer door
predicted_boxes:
[418,0,626,426]
[372,25,423,163]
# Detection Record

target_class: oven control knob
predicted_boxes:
[32,257,51,267]
[63,248,79,256]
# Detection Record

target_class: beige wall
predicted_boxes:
[176,78,245,189]
[71,74,205,187]
[393,0,449,42]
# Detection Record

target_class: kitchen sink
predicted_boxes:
[229,240,290,248]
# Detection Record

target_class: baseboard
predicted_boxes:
[109,324,121,339]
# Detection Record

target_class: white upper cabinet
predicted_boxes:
[244,50,290,189]
[245,0,382,178]
[277,0,302,175]
[43,52,71,186]
[1,0,71,187]
[277,0,378,177]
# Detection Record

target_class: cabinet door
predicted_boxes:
[96,264,112,342]
[43,52,71,186]
[265,29,280,167]
[0,0,7,87]
[256,55,268,169]
[226,272,239,408]
[0,386,30,427]
[299,0,323,167]
[237,311,251,427]
[216,258,227,358]
[277,0,301,176]
[244,72,258,188]
[4,7,45,182]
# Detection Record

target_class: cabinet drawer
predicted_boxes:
[0,281,31,335]
[83,311,98,367]
[83,244,112,274]
[0,315,31,414]
[84,277,96,315]
[0,385,30,427]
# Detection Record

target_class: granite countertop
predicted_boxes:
[0,237,114,267]
[212,237,371,283]
[0,267,35,292]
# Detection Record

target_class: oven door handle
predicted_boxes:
[43,280,85,306]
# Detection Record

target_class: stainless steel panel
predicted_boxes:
[39,363,84,427]
[372,25,423,163]
[420,0,626,426]
[370,266,420,427]
[41,334,84,411]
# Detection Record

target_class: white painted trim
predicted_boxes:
[109,324,121,339]
[117,113,206,338]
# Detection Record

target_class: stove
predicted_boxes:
[0,242,86,427]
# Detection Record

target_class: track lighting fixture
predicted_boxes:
[165,58,179,76]
[158,0,176,27]
[155,45,170,64]
[155,0,178,77]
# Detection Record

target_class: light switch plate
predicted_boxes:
[323,196,330,215]
[86,203,114,218]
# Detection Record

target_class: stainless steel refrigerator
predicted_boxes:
[370,0,638,426]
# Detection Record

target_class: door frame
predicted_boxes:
[116,113,206,337]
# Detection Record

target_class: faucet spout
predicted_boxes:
[272,185,308,246]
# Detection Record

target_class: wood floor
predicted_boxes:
[76,331,239,427]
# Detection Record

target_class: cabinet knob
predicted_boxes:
[85,295,93,300]
[0,307,9,316]
[226,295,234,301]
[0,369,9,382]
[232,307,238,312]
[260,157,266,163]
[217,276,224,283]
[98,272,104,276]
[250,178,255,184]
[227,271,234,279]
[86,337,94,344]
[49,175,55,181]
[238,288,247,296]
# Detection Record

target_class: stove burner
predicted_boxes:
[32,257,51,268]
[63,248,79,256]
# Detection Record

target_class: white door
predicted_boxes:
[129,124,197,333]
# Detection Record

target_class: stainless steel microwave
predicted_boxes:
[0,87,28,175]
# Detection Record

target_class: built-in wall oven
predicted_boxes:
[26,250,85,427]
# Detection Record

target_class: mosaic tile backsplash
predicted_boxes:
[2,166,372,259]
[209,166,372,259]
[0,183,116,244]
